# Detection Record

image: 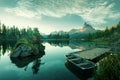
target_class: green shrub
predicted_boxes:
[12,39,36,53]
[94,53,120,80]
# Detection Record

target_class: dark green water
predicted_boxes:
[0,42,94,80]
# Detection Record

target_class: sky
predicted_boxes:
[0,0,120,34]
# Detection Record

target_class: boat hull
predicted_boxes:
[67,59,96,75]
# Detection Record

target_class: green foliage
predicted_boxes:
[13,39,36,54]
[32,28,42,42]
[48,32,69,39]
[83,22,120,42]
[1,24,7,40]
[14,39,31,48]
[94,54,120,80]
[0,24,42,42]
[0,23,43,55]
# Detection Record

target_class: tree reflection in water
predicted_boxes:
[32,59,45,74]
[0,40,17,56]
[0,40,45,74]
[10,50,45,74]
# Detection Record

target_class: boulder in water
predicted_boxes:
[10,39,45,58]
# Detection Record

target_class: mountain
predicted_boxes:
[80,22,96,33]
[48,30,69,39]
[68,29,79,34]
[50,31,68,35]
[69,22,96,39]
[69,22,96,34]
[46,22,96,39]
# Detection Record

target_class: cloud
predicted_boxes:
[5,0,120,24]
[80,3,117,24]
[5,7,38,18]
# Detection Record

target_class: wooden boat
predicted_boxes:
[65,54,78,59]
[65,54,96,74]
[65,62,94,79]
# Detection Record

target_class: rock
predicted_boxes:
[10,43,45,58]
[20,45,33,57]
[10,47,22,57]
[10,44,32,57]
[10,51,45,68]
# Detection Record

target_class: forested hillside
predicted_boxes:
[0,24,42,43]
[83,22,120,43]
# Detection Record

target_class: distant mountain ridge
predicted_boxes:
[50,31,67,35]
[69,22,96,38]
[43,22,96,39]
[81,22,96,33]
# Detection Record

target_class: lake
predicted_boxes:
[0,41,95,80]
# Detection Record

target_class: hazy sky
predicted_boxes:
[0,0,120,34]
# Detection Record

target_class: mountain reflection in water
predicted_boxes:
[43,40,96,50]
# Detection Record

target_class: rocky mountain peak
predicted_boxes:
[84,22,94,29]
[80,22,95,33]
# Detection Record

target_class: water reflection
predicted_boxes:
[65,62,94,80]
[44,40,96,50]
[0,40,17,55]
[0,40,97,80]
[0,40,45,74]
[32,59,44,74]
[10,49,45,74]
[44,40,69,47]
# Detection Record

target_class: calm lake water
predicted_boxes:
[0,41,95,80]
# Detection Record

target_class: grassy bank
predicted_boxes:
[94,53,120,80]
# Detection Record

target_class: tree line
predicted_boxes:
[83,22,120,42]
[48,32,69,40]
[0,24,42,55]
[0,24,42,43]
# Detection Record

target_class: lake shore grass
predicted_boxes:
[94,53,120,80]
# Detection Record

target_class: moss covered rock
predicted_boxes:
[10,39,45,58]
